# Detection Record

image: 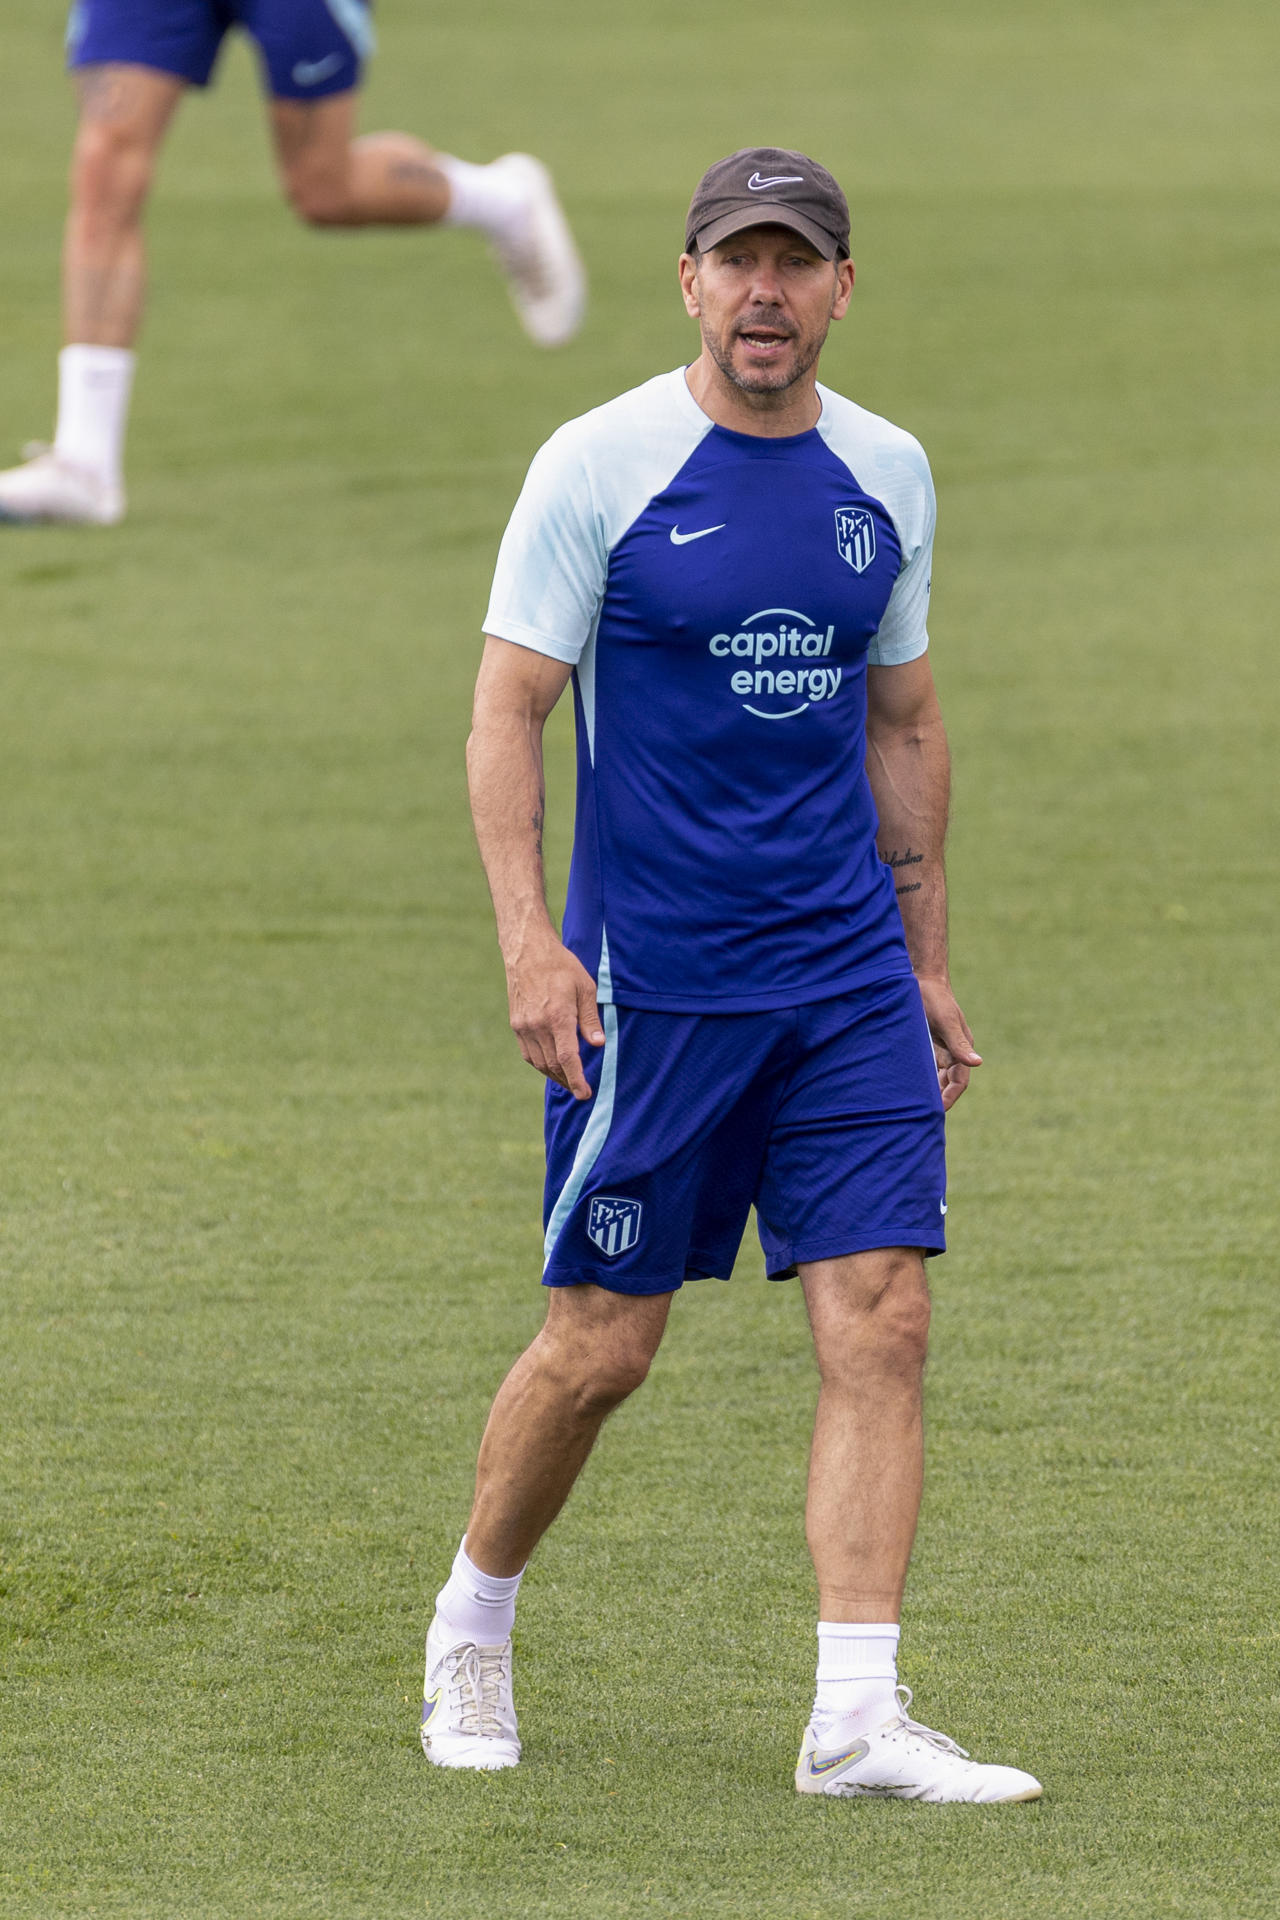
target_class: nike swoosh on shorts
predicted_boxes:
[292,54,344,85]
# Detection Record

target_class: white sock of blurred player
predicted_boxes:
[440,153,585,347]
[0,344,134,524]
[55,344,135,492]
[438,157,532,248]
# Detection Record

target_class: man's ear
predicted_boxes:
[678,252,701,318]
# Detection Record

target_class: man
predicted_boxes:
[0,0,584,526]
[425,147,1041,1804]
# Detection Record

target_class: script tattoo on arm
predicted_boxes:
[531,804,544,864]
[885,846,924,896]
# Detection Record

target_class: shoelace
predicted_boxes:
[889,1685,971,1760]
[444,1644,510,1737]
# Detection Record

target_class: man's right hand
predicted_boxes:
[505,933,606,1101]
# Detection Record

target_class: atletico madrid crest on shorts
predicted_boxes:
[586,1195,643,1257]
[835,505,876,574]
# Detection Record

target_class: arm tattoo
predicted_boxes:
[389,160,444,186]
[531,805,544,863]
[884,846,924,897]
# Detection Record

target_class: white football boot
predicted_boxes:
[487,153,586,348]
[420,1613,520,1770]
[796,1687,1042,1803]
[0,445,124,526]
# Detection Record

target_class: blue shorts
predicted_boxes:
[542,975,947,1296]
[66,0,375,101]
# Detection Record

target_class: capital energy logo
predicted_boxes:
[707,606,843,719]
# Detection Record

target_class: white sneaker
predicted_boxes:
[0,445,124,525]
[487,154,586,348]
[796,1687,1042,1803]
[420,1613,520,1770]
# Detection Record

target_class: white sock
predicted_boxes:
[437,156,528,245]
[54,345,135,486]
[435,1537,525,1644]
[812,1622,900,1736]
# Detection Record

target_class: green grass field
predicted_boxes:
[2,1,1278,1913]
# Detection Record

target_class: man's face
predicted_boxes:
[679,225,855,399]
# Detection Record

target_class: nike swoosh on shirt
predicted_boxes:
[748,172,806,190]
[669,523,726,545]
[292,53,345,85]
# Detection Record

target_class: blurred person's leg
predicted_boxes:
[267,85,585,348]
[0,63,182,525]
[0,0,585,528]
[64,64,184,349]
[269,87,452,226]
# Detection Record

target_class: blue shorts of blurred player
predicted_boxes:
[67,0,374,103]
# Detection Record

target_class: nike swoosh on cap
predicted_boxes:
[670,523,726,545]
[747,172,806,190]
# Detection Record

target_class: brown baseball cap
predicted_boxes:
[685,146,851,260]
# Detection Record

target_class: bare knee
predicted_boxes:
[282,164,355,227]
[567,1342,655,1420]
[534,1324,657,1422]
[70,119,157,230]
[873,1270,932,1368]
[530,1284,671,1421]
[813,1251,932,1383]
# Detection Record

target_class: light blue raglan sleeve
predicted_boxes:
[482,424,606,666]
[867,433,936,667]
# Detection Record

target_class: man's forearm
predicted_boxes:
[466,711,558,963]
[866,666,979,1108]
[466,643,603,1100]
[867,712,952,981]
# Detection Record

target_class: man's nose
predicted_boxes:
[747,265,786,304]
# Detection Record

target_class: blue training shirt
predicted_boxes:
[483,368,936,1014]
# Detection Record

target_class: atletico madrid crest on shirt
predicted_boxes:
[587,1195,643,1257]
[835,505,876,574]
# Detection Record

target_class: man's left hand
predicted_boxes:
[916,975,982,1111]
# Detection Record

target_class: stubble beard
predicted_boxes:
[704,313,829,402]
